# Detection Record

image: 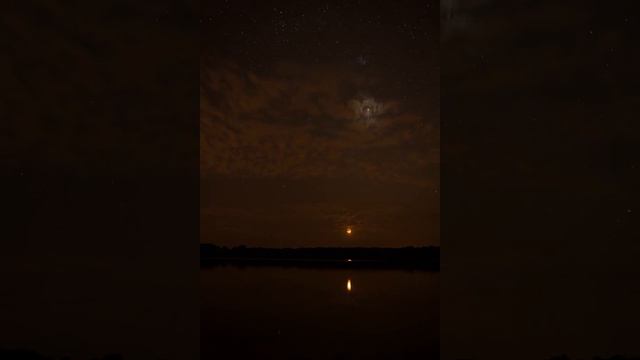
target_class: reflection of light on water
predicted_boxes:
[347,279,352,292]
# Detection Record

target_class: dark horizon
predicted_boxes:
[200,243,440,270]
[201,242,440,249]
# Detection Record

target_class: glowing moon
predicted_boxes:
[348,96,384,127]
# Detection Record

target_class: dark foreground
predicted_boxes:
[200,244,439,271]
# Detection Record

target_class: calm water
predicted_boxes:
[201,266,439,360]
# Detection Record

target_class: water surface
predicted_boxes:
[201,266,439,359]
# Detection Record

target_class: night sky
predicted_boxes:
[442,1,640,359]
[442,0,640,268]
[201,0,439,247]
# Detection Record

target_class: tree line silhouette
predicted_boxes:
[200,243,439,270]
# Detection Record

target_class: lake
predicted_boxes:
[201,266,439,359]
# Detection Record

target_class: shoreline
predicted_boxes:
[200,256,439,271]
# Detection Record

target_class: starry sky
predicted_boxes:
[200,0,439,247]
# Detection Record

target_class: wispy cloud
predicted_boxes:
[200,61,439,188]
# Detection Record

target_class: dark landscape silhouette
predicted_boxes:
[200,244,439,271]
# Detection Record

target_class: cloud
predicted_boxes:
[200,60,439,188]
